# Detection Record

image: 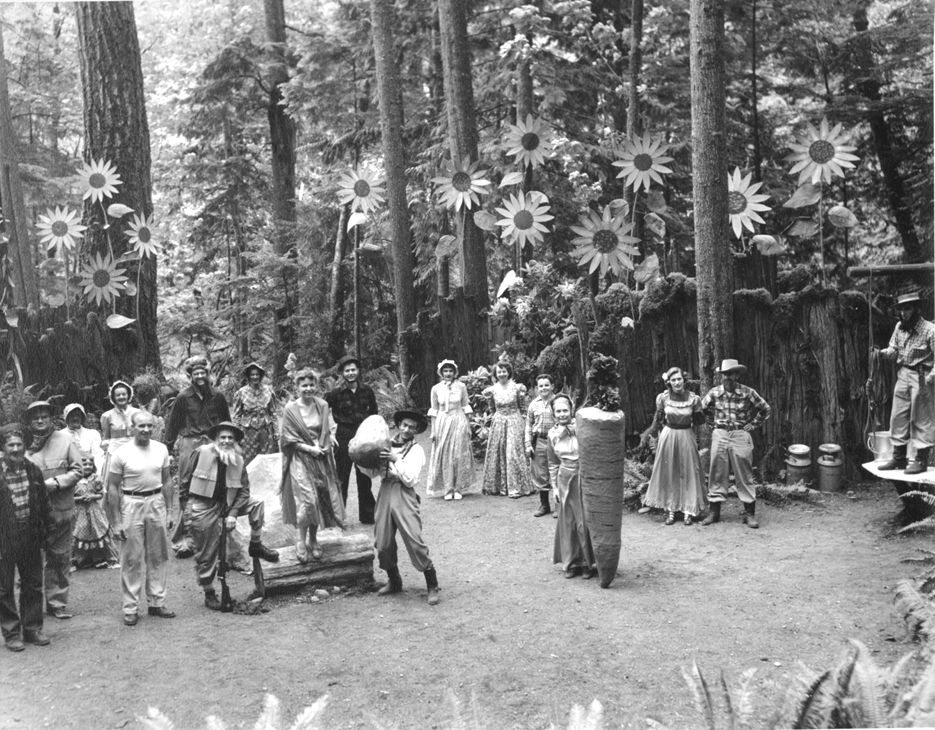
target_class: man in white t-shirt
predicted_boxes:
[106,412,175,626]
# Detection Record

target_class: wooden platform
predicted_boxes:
[261,529,374,592]
[861,461,935,486]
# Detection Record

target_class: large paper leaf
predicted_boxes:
[498,171,524,188]
[473,210,497,231]
[783,183,821,209]
[827,205,858,229]
[529,191,549,205]
[788,219,819,238]
[753,235,786,256]
[4,309,18,328]
[646,190,667,213]
[347,212,368,231]
[106,203,135,218]
[106,314,136,329]
[497,270,520,298]
[633,253,660,284]
[435,234,459,259]
[620,316,635,329]
[645,212,666,238]
[609,198,629,217]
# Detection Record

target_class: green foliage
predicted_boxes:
[368,365,417,420]
[584,354,620,412]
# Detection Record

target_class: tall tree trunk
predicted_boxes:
[0,15,39,311]
[327,205,348,361]
[690,0,732,391]
[75,1,159,376]
[369,0,417,385]
[264,0,299,370]
[626,0,645,257]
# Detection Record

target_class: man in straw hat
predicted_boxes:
[181,421,279,612]
[875,289,935,475]
[24,400,82,619]
[700,359,771,529]
[360,409,440,605]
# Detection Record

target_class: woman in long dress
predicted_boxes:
[100,380,140,480]
[481,361,532,498]
[548,395,596,579]
[641,367,707,525]
[232,362,278,465]
[427,359,475,500]
[279,367,345,563]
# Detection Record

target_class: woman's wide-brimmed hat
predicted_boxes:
[715,359,747,375]
[393,409,428,434]
[63,403,87,423]
[437,359,459,377]
[109,380,134,405]
[243,361,266,379]
[207,420,245,442]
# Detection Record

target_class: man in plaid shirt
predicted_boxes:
[875,290,935,475]
[526,374,556,517]
[700,359,771,529]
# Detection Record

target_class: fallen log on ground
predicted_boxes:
[262,529,374,592]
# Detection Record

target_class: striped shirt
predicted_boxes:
[886,318,935,370]
[2,461,31,522]
[525,396,555,450]
[701,384,771,430]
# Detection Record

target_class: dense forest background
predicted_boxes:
[0,0,931,415]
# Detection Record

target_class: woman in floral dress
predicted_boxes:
[426,359,475,500]
[233,362,278,465]
[482,362,532,498]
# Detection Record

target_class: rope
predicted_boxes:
[864,270,888,439]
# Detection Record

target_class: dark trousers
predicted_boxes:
[335,430,374,524]
[0,526,44,641]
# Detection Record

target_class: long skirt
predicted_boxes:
[482,412,532,497]
[289,452,346,530]
[426,410,475,497]
[73,499,119,568]
[243,423,276,466]
[644,426,707,516]
[552,464,595,572]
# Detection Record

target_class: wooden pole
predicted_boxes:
[847,263,934,278]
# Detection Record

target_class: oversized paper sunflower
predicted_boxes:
[76,159,122,203]
[785,117,860,185]
[36,206,86,254]
[124,213,161,258]
[503,114,553,169]
[337,167,385,214]
[571,205,641,276]
[613,133,674,192]
[727,168,771,239]
[432,157,491,211]
[79,252,128,306]
[494,193,554,247]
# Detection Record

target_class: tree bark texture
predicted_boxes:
[327,205,348,362]
[369,0,417,384]
[75,1,159,375]
[626,0,643,139]
[689,0,732,391]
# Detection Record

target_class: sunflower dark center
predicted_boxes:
[521,132,540,151]
[353,180,371,197]
[633,153,654,172]
[727,191,747,215]
[137,227,151,244]
[51,221,69,237]
[513,210,534,230]
[592,229,619,253]
[451,171,472,192]
[88,172,106,189]
[808,140,835,165]
[92,269,111,287]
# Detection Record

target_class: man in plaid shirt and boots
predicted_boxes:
[701,359,771,529]
[526,373,556,518]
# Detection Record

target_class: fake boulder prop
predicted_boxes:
[349,415,391,469]
[576,407,626,588]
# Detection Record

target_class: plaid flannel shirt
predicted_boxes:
[701,384,771,430]
[2,460,31,522]
[526,396,555,450]
[885,319,935,370]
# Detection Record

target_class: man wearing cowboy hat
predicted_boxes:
[325,354,379,524]
[24,400,83,619]
[700,359,771,529]
[360,410,440,605]
[181,421,279,612]
[164,355,232,558]
[875,289,935,475]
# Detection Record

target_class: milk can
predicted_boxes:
[785,444,812,485]
[867,431,893,463]
[817,443,844,492]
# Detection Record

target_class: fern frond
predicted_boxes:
[886,652,917,708]
[289,694,329,730]
[566,700,603,730]
[255,693,281,730]
[826,643,859,728]
[849,639,889,728]
[895,578,935,643]
[446,688,466,730]
[791,669,832,729]
[683,660,716,730]
[899,490,935,507]
[901,548,935,564]
[206,717,227,730]
[719,670,736,730]
[138,707,176,730]
[644,719,672,730]
[899,515,935,534]
[901,653,935,726]
[733,668,757,730]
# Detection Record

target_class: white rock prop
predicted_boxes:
[349,415,391,469]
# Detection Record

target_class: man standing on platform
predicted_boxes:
[106,412,175,626]
[876,290,935,475]
[326,354,378,524]
[24,401,82,620]
[526,373,556,518]
[164,356,231,557]
[700,359,771,529]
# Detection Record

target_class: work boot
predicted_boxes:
[533,491,551,517]
[204,590,222,612]
[378,567,403,596]
[879,444,908,471]
[701,502,721,526]
[905,448,931,476]
[742,501,760,529]
[23,629,50,646]
[424,567,440,606]
[248,540,280,563]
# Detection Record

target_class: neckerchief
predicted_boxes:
[28,430,52,454]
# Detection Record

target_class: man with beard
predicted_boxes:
[876,290,935,475]
[526,373,556,517]
[700,359,771,529]
[164,356,232,557]
[106,412,175,626]
[325,355,378,524]
[361,410,440,605]
[0,424,51,651]
[24,401,82,619]
[181,421,279,611]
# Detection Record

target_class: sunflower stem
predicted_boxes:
[136,257,142,323]
[63,249,71,321]
[818,182,825,286]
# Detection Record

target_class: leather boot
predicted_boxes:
[905,448,930,476]
[742,501,760,529]
[879,444,908,471]
[701,502,721,526]
[378,567,403,596]
[424,567,440,606]
[533,490,551,517]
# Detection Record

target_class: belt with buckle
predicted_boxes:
[123,487,162,498]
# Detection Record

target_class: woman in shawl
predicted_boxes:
[232,361,278,465]
[426,359,475,500]
[547,394,596,579]
[279,368,345,562]
[100,380,140,481]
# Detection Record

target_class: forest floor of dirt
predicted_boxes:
[1,432,931,729]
